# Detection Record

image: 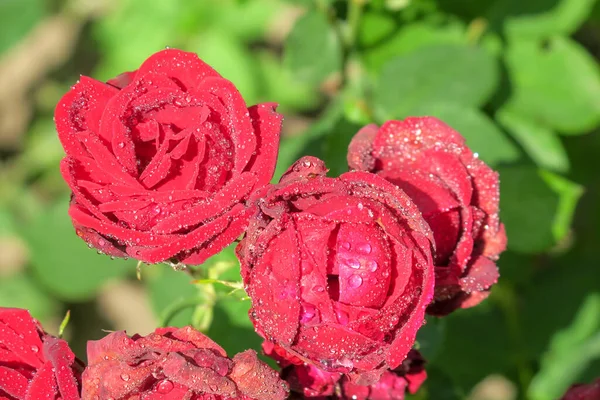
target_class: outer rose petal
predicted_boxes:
[347,117,506,315]
[0,308,82,400]
[561,378,600,400]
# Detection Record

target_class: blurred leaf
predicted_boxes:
[528,293,600,400]
[256,51,321,112]
[421,367,465,400]
[503,37,600,135]
[0,272,58,321]
[146,265,197,327]
[488,0,596,39]
[539,170,584,243]
[361,20,466,74]
[190,30,259,104]
[431,303,513,392]
[373,44,498,122]
[357,12,397,48]
[416,317,446,363]
[0,0,44,54]
[410,102,521,168]
[283,10,343,84]
[23,200,133,301]
[496,107,569,172]
[274,100,344,181]
[498,166,582,253]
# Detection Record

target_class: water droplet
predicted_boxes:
[301,303,317,323]
[301,260,313,274]
[357,243,372,254]
[120,374,130,382]
[313,285,325,293]
[345,259,360,269]
[336,309,349,325]
[357,202,364,210]
[30,345,39,353]
[382,270,390,278]
[348,274,363,288]
[367,260,378,272]
[156,379,174,394]
[340,242,351,250]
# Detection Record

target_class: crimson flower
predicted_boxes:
[237,156,434,384]
[55,49,282,265]
[0,308,82,400]
[348,117,506,315]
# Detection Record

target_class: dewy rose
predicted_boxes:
[237,156,435,385]
[560,378,600,400]
[82,326,289,400]
[0,308,82,400]
[55,49,282,265]
[348,117,507,315]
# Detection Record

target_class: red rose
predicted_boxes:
[237,156,434,384]
[270,342,426,399]
[82,326,289,400]
[0,308,82,400]
[55,49,282,265]
[561,378,600,400]
[347,118,507,315]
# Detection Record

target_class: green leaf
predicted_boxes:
[0,272,59,321]
[431,303,513,392]
[496,107,569,172]
[528,293,600,400]
[416,317,446,363]
[488,0,596,39]
[539,170,584,243]
[410,102,521,168]
[283,10,343,84]
[190,30,259,104]
[22,200,133,301]
[498,166,582,253]
[361,20,467,74]
[503,37,600,135]
[373,44,499,122]
[146,265,198,327]
[0,0,44,54]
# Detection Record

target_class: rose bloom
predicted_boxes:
[269,342,426,399]
[82,326,289,400]
[237,156,434,384]
[55,49,282,265]
[561,378,600,400]
[0,308,82,399]
[348,117,507,315]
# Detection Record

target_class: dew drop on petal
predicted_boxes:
[120,374,129,382]
[357,243,372,254]
[156,379,174,394]
[348,274,363,288]
[367,260,378,272]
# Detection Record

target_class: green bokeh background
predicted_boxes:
[1,0,599,399]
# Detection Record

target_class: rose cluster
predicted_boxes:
[0,49,510,398]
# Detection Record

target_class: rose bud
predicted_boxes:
[0,308,82,399]
[347,117,507,315]
[55,49,282,265]
[82,326,289,400]
[561,378,600,400]
[237,156,435,385]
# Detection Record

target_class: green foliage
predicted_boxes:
[1,0,600,398]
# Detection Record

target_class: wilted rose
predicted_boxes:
[82,326,288,400]
[348,117,507,315]
[0,308,82,399]
[55,49,282,265]
[561,378,600,400]
[237,156,434,384]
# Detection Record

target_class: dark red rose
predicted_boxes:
[82,326,289,400]
[561,378,600,400]
[0,308,82,400]
[347,118,507,315]
[55,49,282,265]
[269,342,426,399]
[237,156,434,385]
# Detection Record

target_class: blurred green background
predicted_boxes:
[1,0,600,399]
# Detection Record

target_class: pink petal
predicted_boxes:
[245,103,283,186]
